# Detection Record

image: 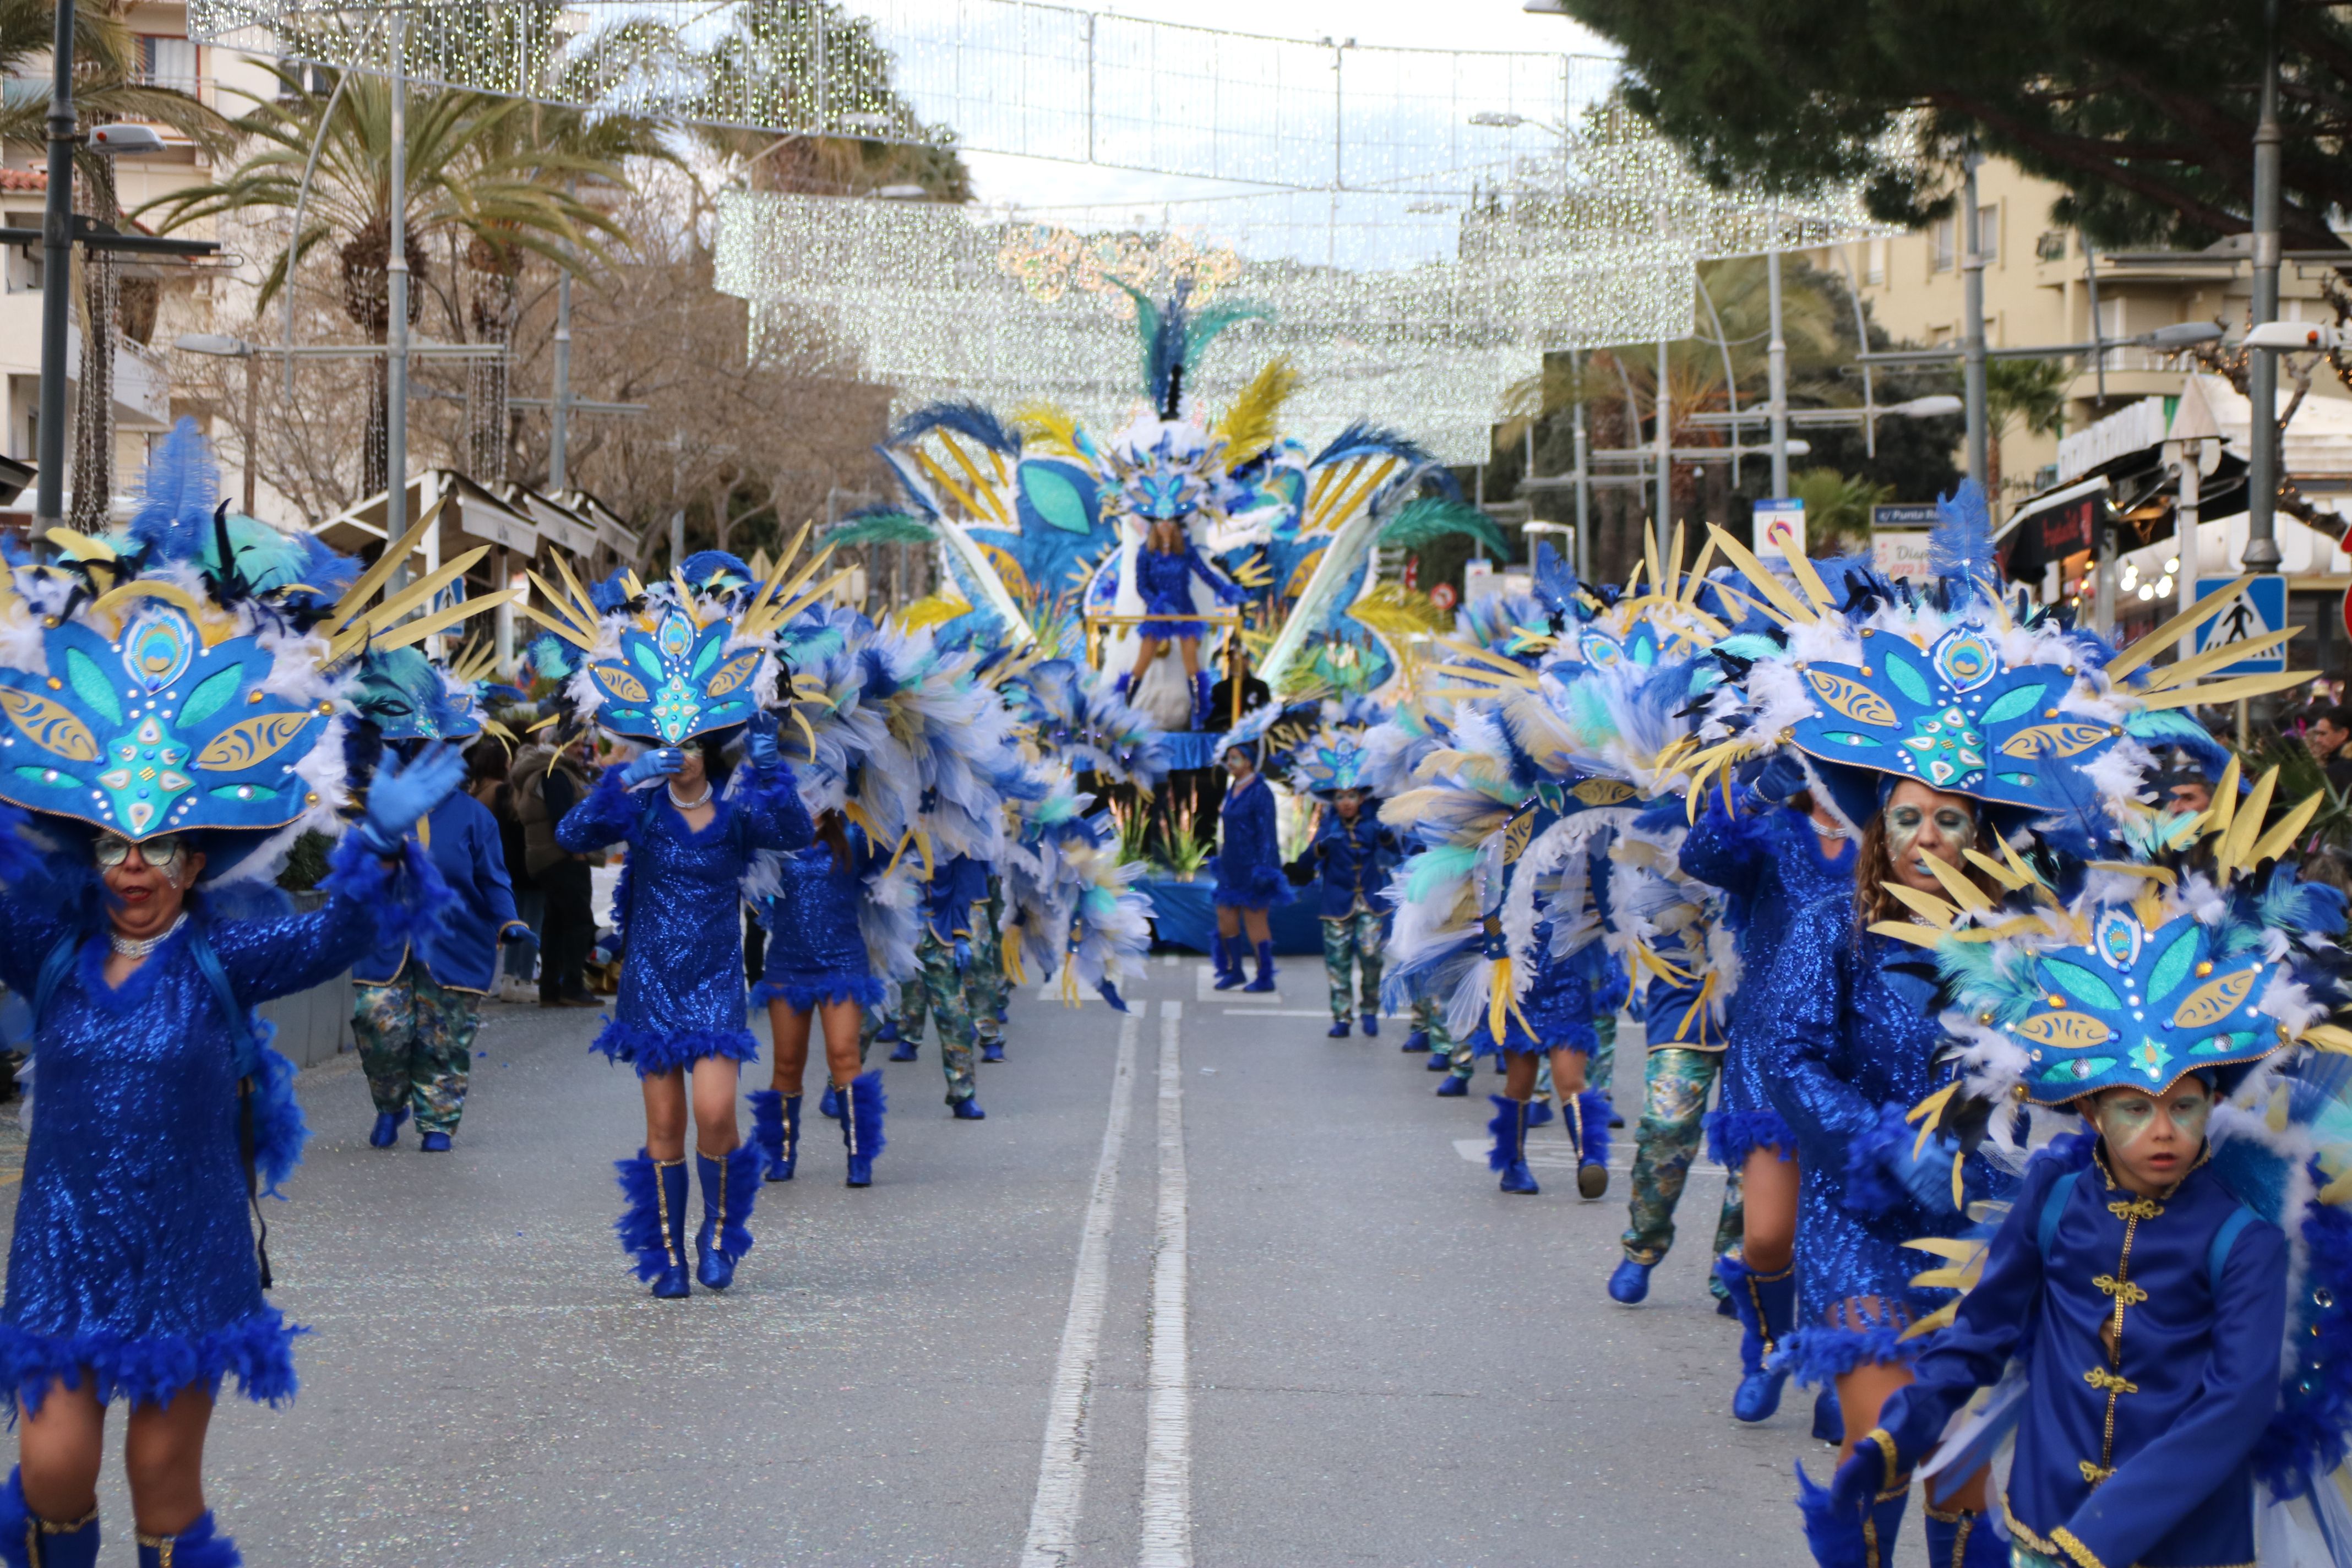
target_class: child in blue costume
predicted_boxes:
[1760,780,1999,1564]
[894,852,998,1123]
[1679,771,1858,1426]
[557,719,813,1298]
[748,810,889,1186]
[0,759,464,1568]
[1211,743,1288,993]
[1296,788,1395,1038]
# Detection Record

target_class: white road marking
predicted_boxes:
[1221,1008,1326,1017]
[1141,1000,1194,1568]
[1019,1011,1141,1568]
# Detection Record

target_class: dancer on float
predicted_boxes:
[1686,481,2301,1566]
[347,639,533,1153]
[0,423,473,1568]
[529,549,834,1298]
[1824,756,2350,1568]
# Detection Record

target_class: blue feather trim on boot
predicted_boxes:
[1793,1462,1867,1568]
[135,1510,239,1568]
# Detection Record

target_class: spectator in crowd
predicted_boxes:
[2305,704,2352,792]
[468,739,538,1001]
[514,732,601,1007]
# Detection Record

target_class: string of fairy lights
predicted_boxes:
[184,0,1899,464]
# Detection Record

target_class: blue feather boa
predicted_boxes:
[2255,1157,2352,1499]
[248,1037,308,1197]
[590,1021,759,1077]
[317,832,455,950]
[0,1304,303,1418]
[1775,1322,1922,1389]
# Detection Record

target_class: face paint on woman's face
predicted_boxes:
[1886,799,1977,884]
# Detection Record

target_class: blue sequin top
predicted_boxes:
[557,764,813,1076]
[1756,895,1983,1380]
[1469,917,1598,1059]
[754,825,884,1014]
[0,838,420,1414]
[1212,773,1290,911]
[1680,792,1856,1161]
[1134,542,1226,640]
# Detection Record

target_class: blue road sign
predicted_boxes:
[2192,576,2288,674]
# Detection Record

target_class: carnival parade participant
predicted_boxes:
[348,644,533,1153]
[1671,765,1856,1425]
[0,421,473,1567]
[1278,725,1396,1038]
[1821,768,2350,1568]
[749,808,891,1183]
[1211,738,1288,993]
[1124,513,1244,728]
[527,552,832,1299]
[897,850,998,1122]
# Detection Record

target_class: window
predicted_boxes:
[1866,237,1887,286]
[2036,229,2068,263]
[1931,215,1956,272]
[136,36,198,95]
[276,61,333,98]
[2,210,39,293]
[1974,203,2000,266]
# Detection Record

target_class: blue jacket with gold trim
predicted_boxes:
[1877,1137,2287,1568]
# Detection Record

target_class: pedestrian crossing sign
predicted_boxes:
[2192,577,2288,674]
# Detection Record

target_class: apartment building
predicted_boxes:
[0,0,278,510]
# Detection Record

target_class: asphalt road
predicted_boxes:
[2,958,1864,1566]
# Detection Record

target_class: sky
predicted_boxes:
[957,1,1617,215]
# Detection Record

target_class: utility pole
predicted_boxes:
[32,0,77,536]
[385,19,410,570]
[2242,0,2285,574]
[1571,347,1591,581]
[1961,151,1990,493]
[1653,339,1672,557]
[550,179,574,491]
[1766,248,1790,498]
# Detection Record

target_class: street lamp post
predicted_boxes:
[385,19,410,562]
[2242,0,2285,575]
[32,0,77,536]
[1766,248,1790,498]
[1961,151,1990,492]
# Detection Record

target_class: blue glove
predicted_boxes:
[1216,580,1246,606]
[500,923,539,949]
[1828,1435,1888,1515]
[747,711,782,772]
[1887,1132,1963,1216]
[952,937,972,970]
[1752,751,1809,804]
[358,743,465,856]
[619,748,682,787]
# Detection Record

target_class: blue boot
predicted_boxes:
[419,1130,451,1152]
[1793,1463,1866,1568]
[836,1069,886,1187]
[1243,939,1277,993]
[1566,1089,1613,1200]
[1326,1019,1351,1038]
[615,1151,691,1299]
[952,1097,986,1120]
[874,1017,901,1046]
[1401,1027,1427,1053]
[0,1466,99,1568]
[369,1107,407,1148]
[1922,1505,2003,1567]
[1812,1387,1844,1445]
[1212,935,1245,990]
[889,1029,920,1063]
[749,1090,799,1182]
[981,1041,1005,1063]
[1486,1096,1539,1194]
[1360,1012,1378,1037]
[1718,1253,1796,1422]
[694,1144,760,1291]
[1526,1098,1555,1128]
[1192,670,1215,731]
[819,1081,842,1120]
[1435,1071,1468,1097]
[1607,1255,1652,1304]
[1863,1489,1909,1568]
[134,1511,237,1568]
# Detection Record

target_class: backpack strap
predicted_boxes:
[2209,1207,2257,1297]
[2038,1168,2083,1262]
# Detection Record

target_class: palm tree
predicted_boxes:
[1986,358,2069,510]
[140,62,633,494]
[1788,466,1893,557]
[1,0,233,526]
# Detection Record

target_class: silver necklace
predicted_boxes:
[667,782,714,811]
[1812,820,1849,841]
[110,912,187,959]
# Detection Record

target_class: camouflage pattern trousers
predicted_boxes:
[353,967,481,1136]
[896,929,1000,1104]
[1621,1045,1743,1275]
[1321,912,1383,1023]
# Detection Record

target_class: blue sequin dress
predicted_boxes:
[1212,773,1291,911]
[753,825,884,1014]
[1679,792,1856,1166]
[1133,542,1226,640]
[1469,915,1599,1059]
[1756,896,1983,1383]
[557,764,813,1075]
[0,837,426,1414]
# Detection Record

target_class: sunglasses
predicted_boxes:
[94,834,188,876]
